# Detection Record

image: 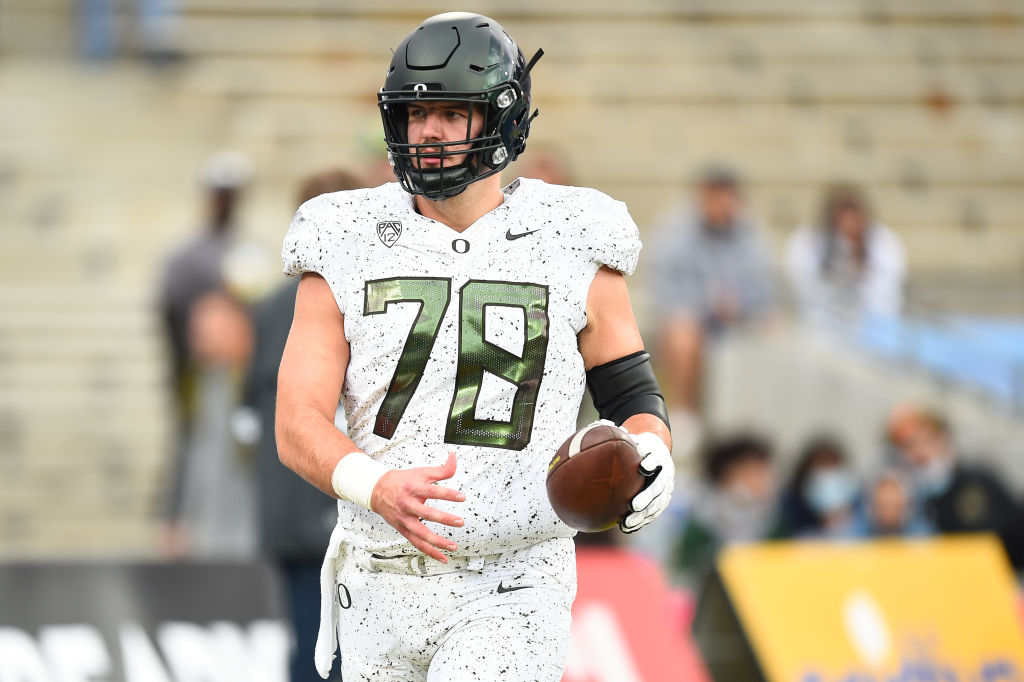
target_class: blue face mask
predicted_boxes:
[804,468,859,514]
[914,455,955,497]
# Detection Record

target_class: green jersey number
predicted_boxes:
[364,278,549,450]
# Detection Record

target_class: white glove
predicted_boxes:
[620,431,674,534]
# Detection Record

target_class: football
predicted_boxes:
[546,421,646,532]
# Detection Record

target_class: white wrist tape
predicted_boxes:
[331,453,391,511]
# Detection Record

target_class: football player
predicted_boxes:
[276,12,673,681]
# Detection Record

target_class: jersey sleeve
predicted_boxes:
[280,196,348,315]
[582,189,642,275]
[281,200,324,277]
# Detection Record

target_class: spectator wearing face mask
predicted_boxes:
[672,434,776,590]
[775,436,862,540]
[887,405,1024,570]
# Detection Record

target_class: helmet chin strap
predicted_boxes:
[411,162,476,200]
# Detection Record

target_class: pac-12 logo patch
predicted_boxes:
[376,221,402,248]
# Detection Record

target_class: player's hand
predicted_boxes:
[370,451,466,562]
[620,432,674,534]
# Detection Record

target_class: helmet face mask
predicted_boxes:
[378,13,540,200]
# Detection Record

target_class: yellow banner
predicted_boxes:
[719,536,1024,682]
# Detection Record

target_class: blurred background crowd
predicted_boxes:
[2,0,1024,679]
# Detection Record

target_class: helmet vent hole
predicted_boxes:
[476,23,489,27]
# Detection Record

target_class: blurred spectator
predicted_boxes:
[291,168,366,209]
[137,0,182,64]
[856,468,932,538]
[159,151,252,407]
[777,437,935,542]
[171,289,255,557]
[647,164,774,450]
[79,0,182,64]
[517,145,573,185]
[79,0,117,60]
[242,168,365,682]
[775,435,861,540]
[356,121,400,187]
[887,404,1024,569]
[157,150,257,558]
[785,183,905,328]
[672,434,776,590]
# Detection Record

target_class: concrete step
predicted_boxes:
[176,0,1024,21]
[175,55,1024,103]
[165,15,1024,61]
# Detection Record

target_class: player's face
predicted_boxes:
[406,101,483,169]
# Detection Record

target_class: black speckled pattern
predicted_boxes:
[282,179,641,678]
[335,538,576,681]
[281,179,641,559]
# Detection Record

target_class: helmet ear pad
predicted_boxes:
[481,85,532,170]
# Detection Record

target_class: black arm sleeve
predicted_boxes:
[586,350,670,430]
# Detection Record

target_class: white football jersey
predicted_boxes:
[282,178,641,556]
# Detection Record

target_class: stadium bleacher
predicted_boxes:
[0,0,1022,555]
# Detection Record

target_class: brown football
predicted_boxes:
[546,422,646,532]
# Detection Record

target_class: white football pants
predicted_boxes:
[333,537,576,681]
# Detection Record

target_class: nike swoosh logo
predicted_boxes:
[496,581,534,594]
[505,229,540,241]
